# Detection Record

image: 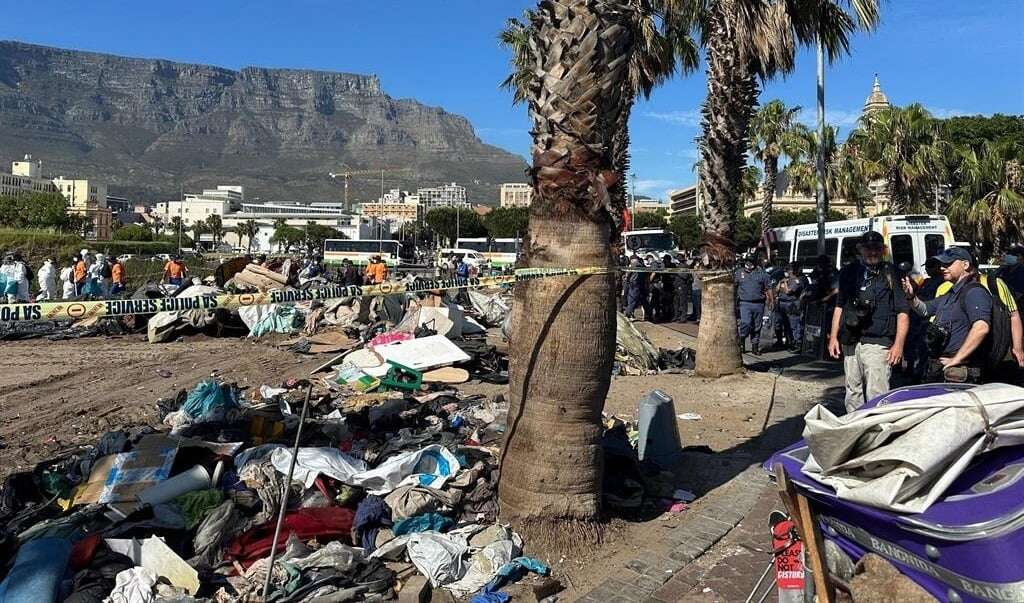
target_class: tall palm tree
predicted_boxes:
[947,141,1024,254]
[750,99,806,239]
[851,103,947,214]
[498,0,636,532]
[206,214,225,246]
[501,2,699,234]
[666,0,879,377]
[241,219,259,252]
[789,128,874,218]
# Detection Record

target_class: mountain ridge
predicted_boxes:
[0,40,527,205]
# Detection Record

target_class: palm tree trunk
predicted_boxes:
[693,2,752,377]
[499,0,632,537]
[760,154,778,246]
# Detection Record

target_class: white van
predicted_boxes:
[769,215,956,275]
[436,248,488,268]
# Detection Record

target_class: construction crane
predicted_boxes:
[328,166,412,212]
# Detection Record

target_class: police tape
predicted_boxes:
[0,266,615,324]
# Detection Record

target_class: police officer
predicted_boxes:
[735,255,773,354]
[672,256,693,323]
[902,247,993,383]
[828,231,910,413]
[776,261,808,351]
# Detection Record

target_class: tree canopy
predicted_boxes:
[937,114,1024,153]
[424,208,486,244]
[0,192,77,231]
[112,224,154,241]
[482,206,530,238]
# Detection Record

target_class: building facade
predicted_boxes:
[499,183,532,208]
[634,199,670,214]
[1,154,58,197]
[154,186,245,226]
[417,182,467,210]
[360,200,421,224]
[669,185,698,216]
[52,176,112,239]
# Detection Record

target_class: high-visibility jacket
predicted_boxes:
[365,262,388,285]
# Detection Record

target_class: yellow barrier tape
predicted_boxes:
[0,266,613,323]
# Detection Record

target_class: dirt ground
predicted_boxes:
[0,324,837,601]
[0,334,326,477]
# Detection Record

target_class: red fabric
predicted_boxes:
[225,507,355,567]
[69,533,102,570]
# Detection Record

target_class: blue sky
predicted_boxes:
[2,0,1022,201]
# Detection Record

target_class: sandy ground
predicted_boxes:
[0,323,838,600]
[0,334,326,477]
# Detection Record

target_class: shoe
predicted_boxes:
[752,343,761,355]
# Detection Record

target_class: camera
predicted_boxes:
[926,322,951,359]
[843,295,875,329]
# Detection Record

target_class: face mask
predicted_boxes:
[1004,255,1019,266]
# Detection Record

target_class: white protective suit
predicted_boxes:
[0,261,27,302]
[14,261,29,301]
[36,260,58,300]
[88,254,108,298]
[60,266,76,299]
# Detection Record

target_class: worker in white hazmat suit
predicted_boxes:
[36,258,58,300]
[60,257,77,299]
[0,255,26,303]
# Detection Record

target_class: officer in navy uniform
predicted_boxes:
[902,247,993,384]
[776,261,808,351]
[735,255,774,355]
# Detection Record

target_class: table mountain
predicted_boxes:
[0,41,528,205]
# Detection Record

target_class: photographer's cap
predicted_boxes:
[858,231,884,248]
[932,247,973,265]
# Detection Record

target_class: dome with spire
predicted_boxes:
[864,74,890,113]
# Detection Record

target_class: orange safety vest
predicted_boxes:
[112,263,125,284]
[365,262,388,284]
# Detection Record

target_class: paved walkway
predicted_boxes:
[574,321,844,603]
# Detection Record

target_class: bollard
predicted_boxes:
[636,390,682,464]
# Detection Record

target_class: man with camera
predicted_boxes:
[902,247,994,384]
[828,231,910,413]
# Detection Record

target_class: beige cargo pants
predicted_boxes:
[842,342,891,413]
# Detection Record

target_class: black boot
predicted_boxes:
[752,341,761,356]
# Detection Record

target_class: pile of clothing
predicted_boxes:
[0,364,559,602]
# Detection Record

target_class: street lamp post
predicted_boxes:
[815,36,827,256]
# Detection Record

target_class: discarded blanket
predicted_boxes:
[801,383,1024,513]
[225,507,355,567]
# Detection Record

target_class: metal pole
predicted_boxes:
[456,206,460,247]
[178,184,183,255]
[630,172,637,218]
[261,383,313,601]
[380,169,385,252]
[815,36,827,256]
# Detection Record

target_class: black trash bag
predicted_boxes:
[658,347,696,370]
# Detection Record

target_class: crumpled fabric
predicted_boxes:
[0,537,72,602]
[233,444,286,475]
[393,513,452,536]
[238,460,286,525]
[370,529,475,587]
[182,380,239,422]
[446,532,520,598]
[271,445,460,496]
[384,485,461,520]
[470,592,510,603]
[801,383,1024,513]
[270,447,368,489]
[482,556,550,593]
[105,567,158,603]
[248,304,303,337]
[351,445,461,495]
[289,541,361,573]
[191,499,237,566]
[353,495,392,553]
[225,507,355,567]
[174,489,223,529]
[65,545,135,603]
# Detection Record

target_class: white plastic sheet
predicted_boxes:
[271,445,459,495]
[270,447,368,489]
[801,383,1024,513]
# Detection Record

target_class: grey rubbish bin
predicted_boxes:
[636,390,682,464]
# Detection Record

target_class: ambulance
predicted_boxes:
[768,214,956,275]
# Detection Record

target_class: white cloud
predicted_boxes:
[632,179,684,201]
[666,148,700,160]
[643,109,702,127]
[927,107,971,119]
[797,108,862,129]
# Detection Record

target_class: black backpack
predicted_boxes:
[101,262,113,279]
[960,277,1012,372]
